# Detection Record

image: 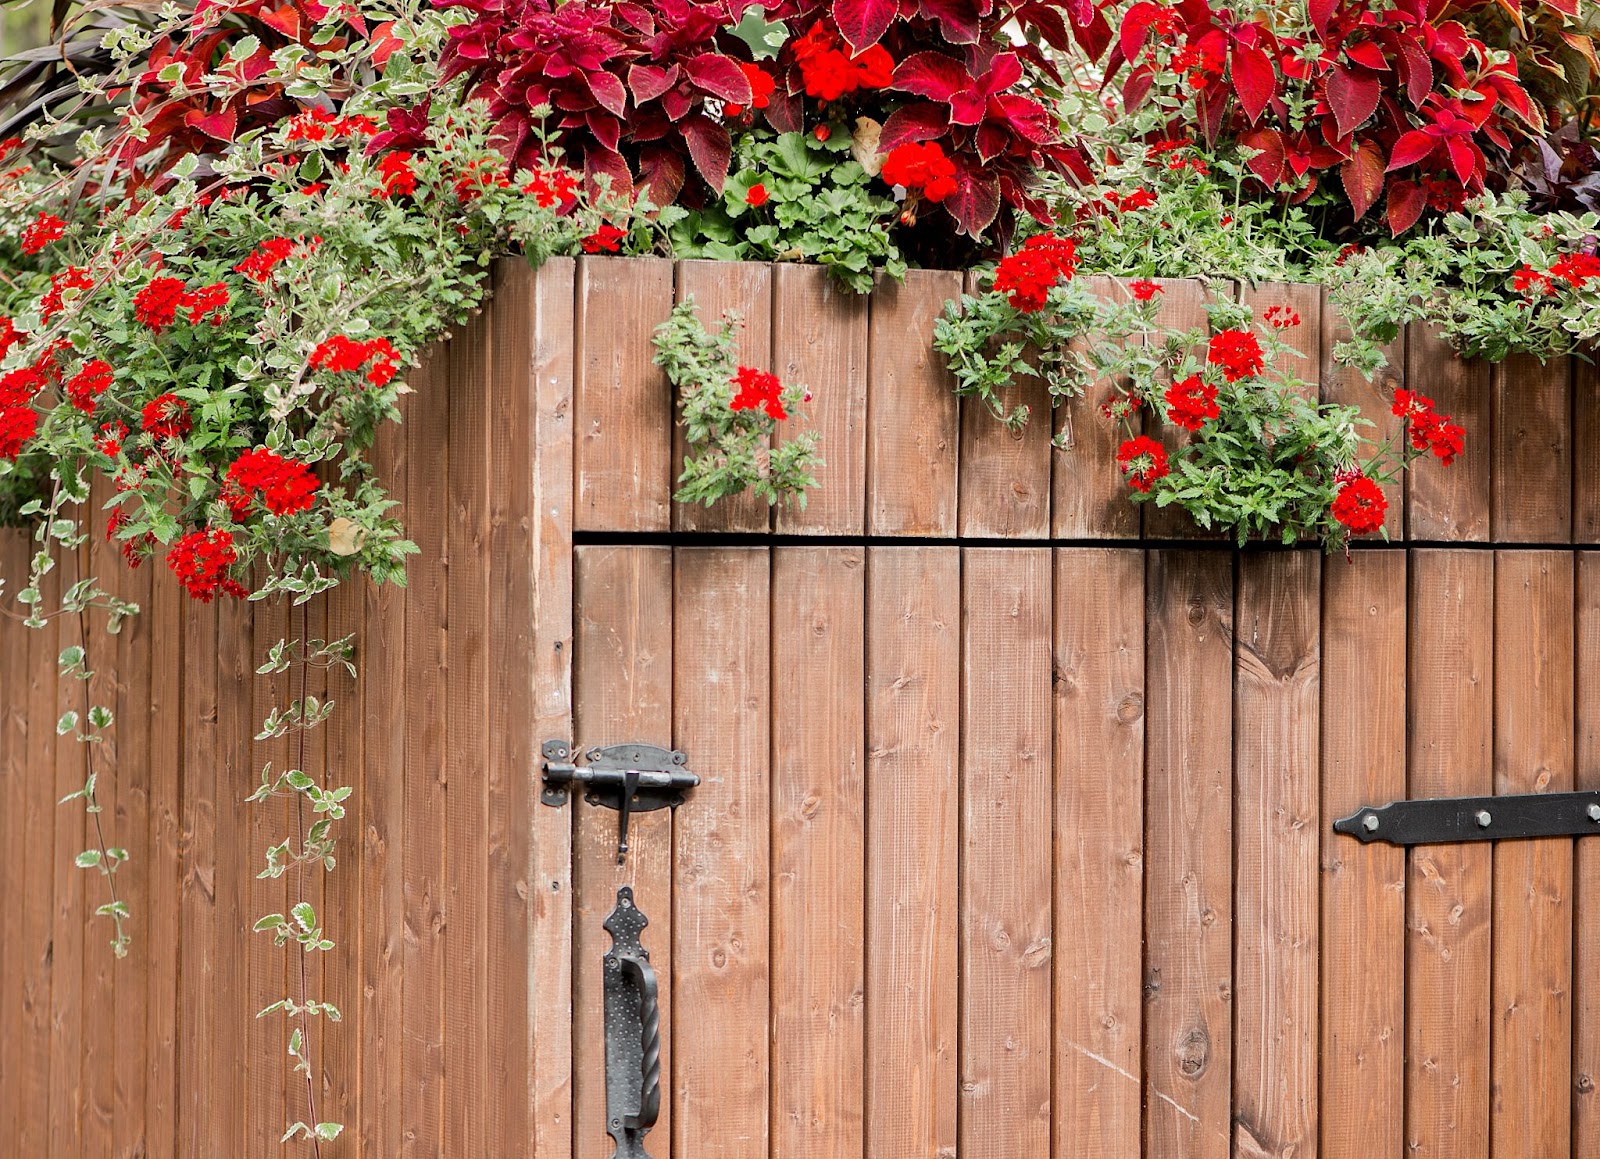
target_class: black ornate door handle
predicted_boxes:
[602,886,661,1158]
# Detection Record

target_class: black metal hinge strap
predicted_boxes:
[1334,790,1600,846]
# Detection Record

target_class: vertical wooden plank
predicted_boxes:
[1319,295,1405,538]
[1405,326,1491,541]
[145,562,182,1158]
[1053,548,1144,1158]
[444,295,492,1159]
[1405,550,1491,1159]
[1143,550,1232,1158]
[672,549,771,1159]
[1491,353,1572,542]
[959,548,1052,1151]
[673,260,773,532]
[866,271,961,536]
[1575,552,1600,1145]
[1321,552,1408,1158]
[49,552,85,1159]
[772,265,868,535]
[574,256,675,533]
[1575,360,1600,542]
[1140,280,1216,540]
[572,546,674,1159]
[403,324,450,1157]
[361,357,410,1159]
[529,256,577,1159]
[323,566,364,1141]
[0,534,24,1139]
[770,547,865,1158]
[1491,550,1573,1159]
[176,598,218,1157]
[1233,551,1320,1159]
[1241,282,1322,392]
[865,547,959,1157]
[1052,277,1140,540]
[958,274,1051,539]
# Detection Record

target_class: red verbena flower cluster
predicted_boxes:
[991,235,1078,313]
[1164,376,1220,431]
[1117,435,1170,492]
[284,107,380,143]
[880,142,957,203]
[1331,474,1387,535]
[522,168,580,208]
[1513,252,1600,297]
[1206,329,1264,382]
[1392,389,1465,465]
[221,447,320,518]
[65,360,114,415]
[20,212,66,255]
[234,238,301,282]
[0,404,37,460]
[141,393,192,441]
[166,528,248,602]
[1262,306,1301,329]
[105,509,155,568]
[375,151,418,199]
[95,420,128,458]
[729,366,788,421]
[40,267,95,323]
[1129,279,1162,301]
[790,21,894,102]
[133,276,231,332]
[308,334,401,387]
[582,224,626,254]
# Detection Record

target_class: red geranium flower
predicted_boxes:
[880,142,957,203]
[1164,376,1220,431]
[725,63,775,116]
[814,125,831,142]
[20,212,66,255]
[746,183,769,207]
[1332,474,1387,535]
[141,393,191,441]
[1116,435,1170,492]
[791,21,894,102]
[1207,329,1264,382]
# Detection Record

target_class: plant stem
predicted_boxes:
[293,599,323,1159]
[76,604,126,956]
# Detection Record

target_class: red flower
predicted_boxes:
[95,420,128,458]
[1116,435,1170,492]
[1391,390,1434,420]
[0,317,22,361]
[166,528,248,602]
[184,282,229,325]
[222,447,320,518]
[1551,252,1600,289]
[65,359,114,415]
[105,509,155,568]
[991,235,1078,313]
[1110,188,1156,212]
[725,63,775,116]
[729,365,788,421]
[792,21,894,102]
[141,393,191,441]
[1262,305,1301,329]
[880,142,957,203]
[133,276,188,332]
[20,212,66,255]
[1164,376,1220,431]
[522,168,580,208]
[234,238,298,282]
[309,335,400,386]
[0,405,36,459]
[40,267,94,323]
[1207,329,1264,382]
[0,366,46,407]
[1392,390,1465,464]
[582,224,626,253]
[1513,265,1552,296]
[1332,474,1387,535]
[375,151,418,199]
[814,125,831,141]
[746,183,769,207]
[1129,279,1162,301]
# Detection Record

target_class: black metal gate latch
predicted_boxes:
[541,741,698,863]
[1334,790,1600,846]
[602,886,661,1159]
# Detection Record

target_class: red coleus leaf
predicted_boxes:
[893,51,971,103]
[1325,64,1381,138]
[880,101,949,149]
[1340,139,1386,219]
[1344,41,1389,71]
[989,93,1053,144]
[186,107,238,143]
[1239,126,1285,186]
[1309,0,1336,37]
[1230,43,1276,124]
[1397,40,1433,105]
[919,0,984,43]
[683,53,751,104]
[585,108,621,153]
[1445,135,1480,184]
[945,165,1001,237]
[637,145,686,207]
[260,4,301,37]
[586,70,629,118]
[832,0,897,52]
[584,148,634,201]
[1120,1,1170,62]
[1386,179,1426,234]
[1387,129,1436,171]
[680,114,731,192]
[629,63,678,105]
[1122,62,1156,111]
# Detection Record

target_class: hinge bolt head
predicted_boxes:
[1588,804,1600,822]
[1362,814,1379,832]
[1476,810,1492,828]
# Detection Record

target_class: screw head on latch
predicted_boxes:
[1588,804,1600,822]
[1476,810,1492,828]
[1362,814,1380,832]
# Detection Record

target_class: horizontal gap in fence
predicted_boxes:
[572,530,1600,553]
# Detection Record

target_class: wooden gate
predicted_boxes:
[3,255,1600,1157]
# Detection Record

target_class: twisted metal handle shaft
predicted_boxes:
[620,952,661,1130]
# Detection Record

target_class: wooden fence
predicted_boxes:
[1,257,1599,1158]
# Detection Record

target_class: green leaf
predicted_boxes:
[57,711,79,736]
[314,1123,345,1141]
[75,850,102,868]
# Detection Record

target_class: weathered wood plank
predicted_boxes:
[1143,549,1232,1158]
[176,597,218,1157]
[1405,325,1491,541]
[1491,353,1571,542]
[866,272,961,536]
[1576,360,1600,542]
[574,256,675,533]
[865,547,959,1157]
[49,551,85,1159]
[1052,277,1140,540]
[770,547,865,1158]
[1234,551,1320,1159]
[1053,547,1144,1157]
[1321,552,1407,1159]
[145,560,182,1158]
[1320,291,1405,538]
[1575,551,1600,1145]
[1491,550,1573,1159]
[772,265,868,535]
[1404,549,1492,1159]
[672,548,771,1158]
[673,260,773,532]
[572,546,674,1159]
[960,548,1052,1151]
[0,534,22,1140]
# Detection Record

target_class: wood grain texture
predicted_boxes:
[1143,549,1233,1159]
[145,556,182,1158]
[673,260,773,532]
[672,548,771,1159]
[1575,552,1600,1145]
[19,564,57,1155]
[1491,353,1571,542]
[959,548,1053,1152]
[1241,282,1322,400]
[1405,550,1492,1159]
[770,547,865,1158]
[528,257,577,1159]
[573,546,675,1159]
[50,554,85,1159]
[1320,552,1407,1159]
[866,271,961,536]
[957,273,1052,538]
[1491,550,1573,1159]
[1052,277,1140,539]
[1233,551,1320,1159]
[1576,359,1600,542]
[1320,291,1405,538]
[772,264,868,535]
[866,547,960,1159]
[0,534,21,1141]
[574,256,674,532]
[176,597,218,1158]
[1053,548,1144,1158]
[1406,325,1491,541]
